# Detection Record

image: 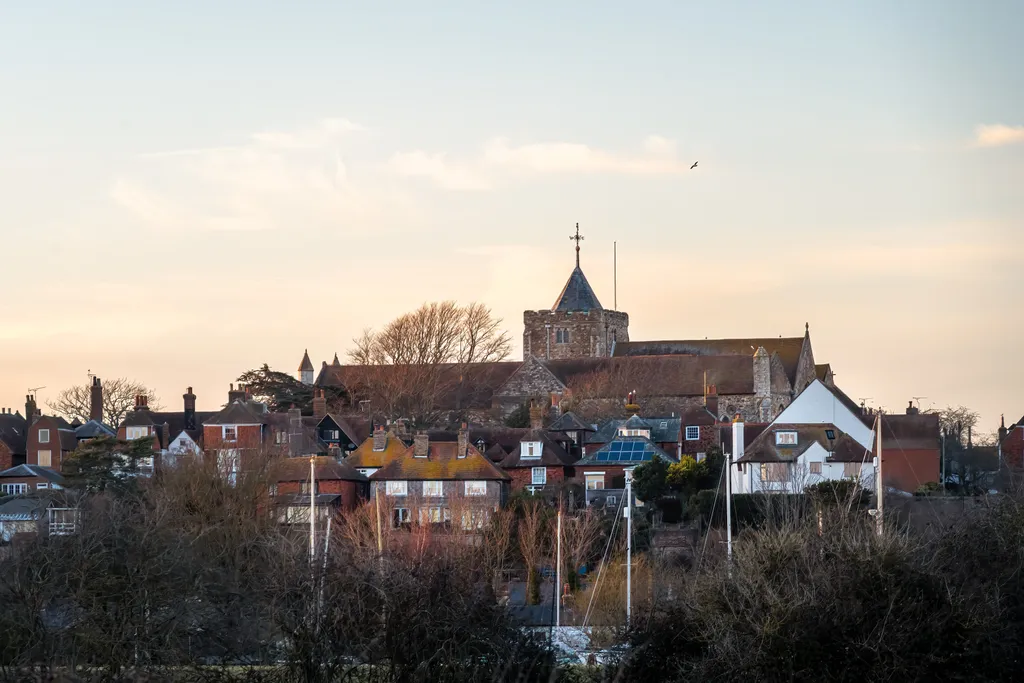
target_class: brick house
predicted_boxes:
[496,429,576,495]
[270,456,369,522]
[0,464,65,496]
[576,428,678,508]
[0,409,27,471]
[586,414,682,458]
[999,414,1024,470]
[202,386,272,484]
[26,414,78,473]
[547,411,595,459]
[346,426,409,478]
[369,430,510,529]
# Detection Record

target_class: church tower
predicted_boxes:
[523,224,629,360]
[298,349,315,385]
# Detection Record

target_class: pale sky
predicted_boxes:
[1,1,1022,431]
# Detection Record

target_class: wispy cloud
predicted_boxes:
[251,117,365,149]
[387,151,491,190]
[974,123,1024,148]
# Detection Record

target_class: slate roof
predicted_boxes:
[0,496,51,522]
[498,430,576,469]
[325,414,372,446]
[553,266,603,311]
[272,456,368,483]
[612,336,806,385]
[275,493,342,507]
[815,364,832,382]
[0,464,65,484]
[588,417,682,445]
[720,424,768,453]
[878,414,939,451]
[57,429,78,452]
[548,411,595,433]
[204,401,269,426]
[73,420,116,439]
[263,413,324,454]
[0,412,27,456]
[370,442,510,481]
[540,355,757,396]
[345,432,409,470]
[578,436,676,465]
[737,424,869,464]
[299,349,314,372]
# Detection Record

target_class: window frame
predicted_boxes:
[775,431,798,446]
[422,480,443,497]
[585,473,605,490]
[843,462,861,478]
[809,462,822,475]
[386,480,408,497]
[685,426,700,441]
[38,428,50,444]
[555,328,570,344]
[126,426,149,441]
[522,441,542,459]
[759,463,788,482]
[222,426,238,442]
[37,450,52,468]
[464,480,487,496]
[1,483,27,495]
[531,467,547,486]
[392,507,411,527]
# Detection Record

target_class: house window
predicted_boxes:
[606,495,617,507]
[532,467,547,486]
[269,484,278,496]
[809,462,822,475]
[423,480,443,497]
[126,426,149,440]
[696,452,706,462]
[223,426,238,442]
[218,449,240,487]
[759,463,788,482]
[619,428,651,438]
[276,431,288,444]
[775,431,798,446]
[358,468,378,478]
[824,429,836,440]
[39,429,50,444]
[38,450,52,468]
[1,483,27,495]
[522,441,541,459]
[300,481,318,495]
[585,473,604,490]
[386,480,408,496]
[685,426,700,441]
[419,507,448,525]
[37,483,48,490]
[464,481,487,496]
[555,328,570,344]
[843,463,861,478]
[460,510,487,530]
[392,508,411,527]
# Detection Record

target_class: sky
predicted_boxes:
[1,1,1022,432]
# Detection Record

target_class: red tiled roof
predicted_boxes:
[738,424,869,464]
[370,441,509,481]
[345,432,407,469]
[273,455,367,483]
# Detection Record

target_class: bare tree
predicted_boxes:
[346,301,513,424]
[937,405,981,446]
[561,508,604,590]
[48,377,162,427]
[517,501,551,606]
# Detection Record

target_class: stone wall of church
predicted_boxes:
[523,309,629,361]
[566,393,793,424]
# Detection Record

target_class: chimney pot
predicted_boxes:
[529,402,544,431]
[313,389,327,420]
[458,423,469,459]
[372,425,387,452]
[705,383,719,417]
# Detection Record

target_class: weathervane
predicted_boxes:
[569,222,584,267]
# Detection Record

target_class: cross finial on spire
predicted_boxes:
[569,222,584,267]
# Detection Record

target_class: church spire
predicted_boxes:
[570,222,584,268]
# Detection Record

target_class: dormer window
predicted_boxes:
[618,428,650,439]
[126,426,149,440]
[775,431,798,446]
[555,328,570,344]
[522,441,542,459]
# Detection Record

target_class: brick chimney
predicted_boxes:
[134,394,149,411]
[183,387,197,431]
[705,384,719,418]
[25,394,38,425]
[161,422,170,450]
[457,423,469,459]
[529,402,544,431]
[90,377,103,423]
[414,431,429,458]
[372,425,387,452]
[312,389,327,420]
[227,383,246,403]
[905,400,920,416]
[999,415,1007,444]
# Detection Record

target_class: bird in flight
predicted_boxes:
[690,161,698,169]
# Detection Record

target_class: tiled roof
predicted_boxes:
[578,436,675,465]
[275,493,342,506]
[272,456,368,483]
[315,362,522,411]
[73,420,115,439]
[548,411,595,433]
[815,364,832,382]
[58,429,77,452]
[0,412,27,456]
[499,430,576,469]
[345,432,408,469]
[612,336,806,385]
[370,442,510,481]
[719,424,768,453]
[0,496,51,522]
[120,409,162,428]
[879,414,939,450]
[204,401,268,426]
[326,414,372,446]
[552,266,603,312]
[738,424,869,464]
[0,464,65,484]
[263,413,324,454]
[541,355,757,396]
[588,416,682,445]
[484,443,509,463]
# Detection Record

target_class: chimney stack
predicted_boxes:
[731,415,744,481]
[458,423,469,459]
[228,383,246,403]
[90,376,103,423]
[25,395,38,425]
[529,401,544,431]
[288,407,302,456]
[134,394,149,411]
[312,389,327,420]
[906,400,920,416]
[372,425,387,452]
[705,384,719,418]
[999,415,1008,444]
[414,431,429,458]
[183,387,197,431]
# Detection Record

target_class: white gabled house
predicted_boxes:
[729,379,877,494]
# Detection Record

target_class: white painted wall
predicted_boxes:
[733,442,875,494]
[774,380,874,449]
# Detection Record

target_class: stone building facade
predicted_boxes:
[523,243,628,360]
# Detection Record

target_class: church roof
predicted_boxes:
[299,350,314,373]
[613,336,806,385]
[552,266,603,312]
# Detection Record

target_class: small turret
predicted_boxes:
[298,349,314,386]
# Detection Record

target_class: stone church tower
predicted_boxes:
[523,226,629,360]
